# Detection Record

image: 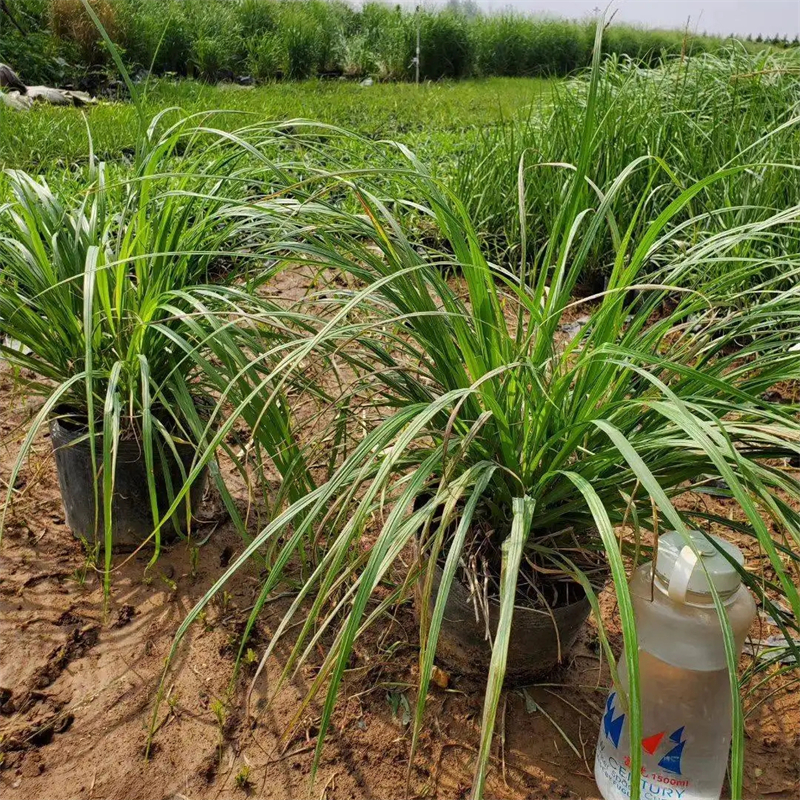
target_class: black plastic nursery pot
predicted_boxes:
[416,562,592,684]
[50,409,208,551]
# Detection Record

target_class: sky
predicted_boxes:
[471,1,800,38]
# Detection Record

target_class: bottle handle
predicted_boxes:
[668,545,698,604]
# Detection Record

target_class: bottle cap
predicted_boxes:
[655,530,744,602]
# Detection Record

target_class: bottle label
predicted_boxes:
[595,692,692,800]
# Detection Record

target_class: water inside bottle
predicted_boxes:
[595,650,732,800]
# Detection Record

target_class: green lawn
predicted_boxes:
[0,77,552,174]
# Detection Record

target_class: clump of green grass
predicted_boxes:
[0,113,317,581]
[456,46,800,287]
[474,13,592,76]
[152,104,800,800]
[234,764,252,791]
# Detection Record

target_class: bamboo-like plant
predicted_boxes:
[156,32,800,800]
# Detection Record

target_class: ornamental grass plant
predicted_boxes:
[154,29,800,800]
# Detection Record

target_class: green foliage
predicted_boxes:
[50,0,117,65]
[234,765,252,790]
[154,117,800,798]
[237,0,278,34]
[0,116,314,568]
[0,76,553,174]
[115,0,192,74]
[279,4,323,80]
[191,36,228,81]
[0,28,75,85]
[0,1,81,85]
[303,0,351,74]
[343,2,411,79]
[474,15,592,77]
[245,32,282,81]
[0,0,768,85]
[456,48,800,286]
[416,10,474,79]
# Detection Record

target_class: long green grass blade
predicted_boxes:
[471,495,534,800]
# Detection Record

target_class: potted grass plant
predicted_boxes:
[161,155,800,800]
[157,32,800,800]
[0,115,316,583]
[0,0,319,572]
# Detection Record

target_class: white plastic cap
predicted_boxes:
[655,530,744,600]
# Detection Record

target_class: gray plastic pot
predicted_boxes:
[50,411,207,551]
[416,563,591,684]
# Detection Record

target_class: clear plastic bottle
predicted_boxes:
[594,531,756,800]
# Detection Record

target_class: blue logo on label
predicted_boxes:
[603,692,625,749]
[658,727,686,775]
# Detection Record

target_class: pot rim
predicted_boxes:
[414,537,600,617]
[50,408,202,455]
[50,398,212,439]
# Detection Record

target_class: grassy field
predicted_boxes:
[456,49,800,284]
[0,76,552,173]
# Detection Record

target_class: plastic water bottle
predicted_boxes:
[594,531,756,800]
